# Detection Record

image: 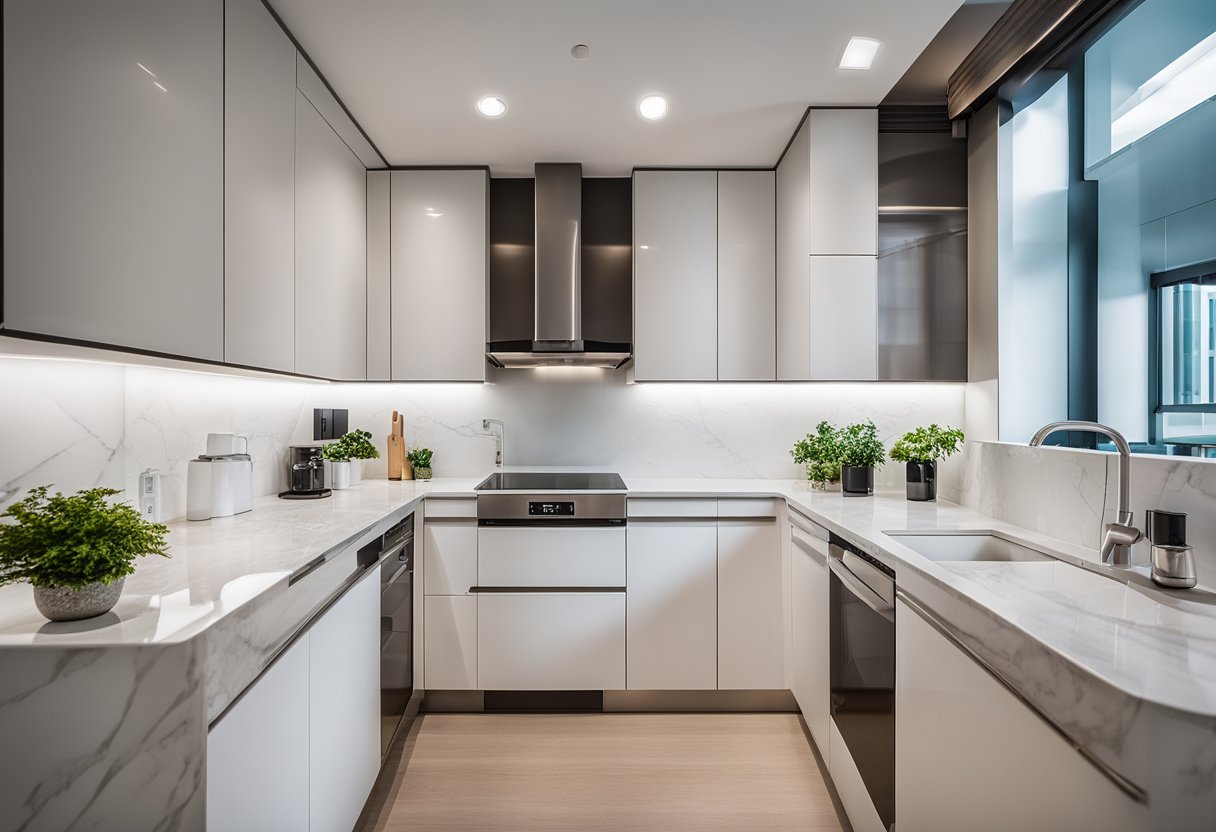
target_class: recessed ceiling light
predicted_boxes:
[570,43,590,60]
[476,95,507,118]
[638,94,668,121]
[839,37,881,70]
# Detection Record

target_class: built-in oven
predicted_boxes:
[378,514,415,759]
[829,533,896,831]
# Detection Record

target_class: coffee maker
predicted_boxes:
[281,445,331,499]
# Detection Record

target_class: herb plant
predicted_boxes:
[889,425,965,463]
[322,429,379,462]
[791,421,843,483]
[838,421,885,469]
[0,486,170,589]
[407,448,434,469]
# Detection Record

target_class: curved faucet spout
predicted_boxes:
[482,419,505,467]
[1029,420,1141,565]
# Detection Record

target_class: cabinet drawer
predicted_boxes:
[425,498,477,519]
[627,499,717,518]
[477,527,625,587]
[424,522,477,595]
[718,498,780,518]
[478,593,625,690]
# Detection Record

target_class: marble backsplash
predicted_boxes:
[944,439,1216,591]
[0,354,965,521]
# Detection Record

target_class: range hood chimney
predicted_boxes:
[487,163,632,369]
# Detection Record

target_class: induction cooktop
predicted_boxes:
[474,472,627,491]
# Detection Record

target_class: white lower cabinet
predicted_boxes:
[207,633,310,832]
[423,521,477,596]
[896,597,1148,832]
[206,566,380,831]
[478,593,626,690]
[717,517,783,689]
[790,518,830,751]
[308,570,380,832]
[626,521,718,690]
[423,595,478,690]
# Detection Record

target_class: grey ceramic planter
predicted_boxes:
[33,577,124,622]
[905,461,937,501]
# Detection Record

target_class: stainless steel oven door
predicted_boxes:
[829,542,896,831]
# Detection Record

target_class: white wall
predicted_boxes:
[0,351,965,521]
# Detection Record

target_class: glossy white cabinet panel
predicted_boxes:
[776,116,812,380]
[4,0,223,359]
[390,170,487,381]
[627,499,718,518]
[717,519,784,689]
[633,170,718,381]
[423,521,477,596]
[424,595,477,690]
[895,599,1147,832]
[809,256,877,380]
[717,170,776,380]
[366,171,391,380]
[206,634,309,832]
[477,527,625,587]
[295,54,382,169]
[790,520,830,752]
[424,498,477,519]
[309,568,380,832]
[478,593,626,690]
[626,522,718,690]
[223,0,295,373]
[807,109,878,256]
[295,90,367,380]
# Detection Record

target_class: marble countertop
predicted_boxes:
[2,473,1214,719]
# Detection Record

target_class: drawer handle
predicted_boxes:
[470,586,626,593]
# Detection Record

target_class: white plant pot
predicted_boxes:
[330,460,351,490]
[349,459,362,484]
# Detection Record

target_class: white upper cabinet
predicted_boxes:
[777,109,879,380]
[717,171,776,381]
[366,171,392,381]
[633,170,718,381]
[390,170,488,382]
[3,0,223,360]
[295,90,367,380]
[223,0,296,373]
[808,109,878,256]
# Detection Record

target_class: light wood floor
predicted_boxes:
[356,713,848,832]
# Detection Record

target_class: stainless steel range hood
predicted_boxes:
[486,163,632,369]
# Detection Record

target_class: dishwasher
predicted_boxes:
[378,514,415,759]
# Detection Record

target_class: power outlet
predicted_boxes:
[313,408,349,440]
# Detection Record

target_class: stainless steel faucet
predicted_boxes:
[1029,421,1142,566]
[482,419,505,467]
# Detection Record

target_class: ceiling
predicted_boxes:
[270,0,967,176]
[883,0,1012,104]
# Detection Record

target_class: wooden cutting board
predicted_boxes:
[387,410,404,480]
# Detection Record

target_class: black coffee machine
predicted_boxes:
[279,445,331,499]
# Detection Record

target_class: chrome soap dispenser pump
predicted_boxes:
[1145,509,1197,589]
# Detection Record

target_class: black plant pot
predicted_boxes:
[905,461,937,501]
[841,465,875,496]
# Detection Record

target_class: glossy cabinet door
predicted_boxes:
[790,519,830,752]
[424,595,478,690]
[717,518,784,689]
[807,109,877,256]
[896,598,1148,832]
[478,593,626,690]
[423,521,478,596]
[206,634,310,832]
[3,0,223,360]
[295,90,367,380]
[776,117,812,380]
[309,568,380,832]
[223,0,296,373]
[390,170,488,381]
[366,171,392,380]
[633,170,718,381]
[626,521,718,690]
[809,256,877,380]
[717,171,776,380]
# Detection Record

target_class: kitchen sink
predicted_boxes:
[884,531,1055,563]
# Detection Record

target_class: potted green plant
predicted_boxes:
[838,420,885,496]
[407,448,434,481]
[791,421,843,491]
[0,486,170,622]
[889,424,964,501]
[340,429,379,483]
[321,440,353,490]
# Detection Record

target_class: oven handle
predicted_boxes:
[829,558,895,623]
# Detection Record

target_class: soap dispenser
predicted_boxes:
[1145,509,1197,589]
